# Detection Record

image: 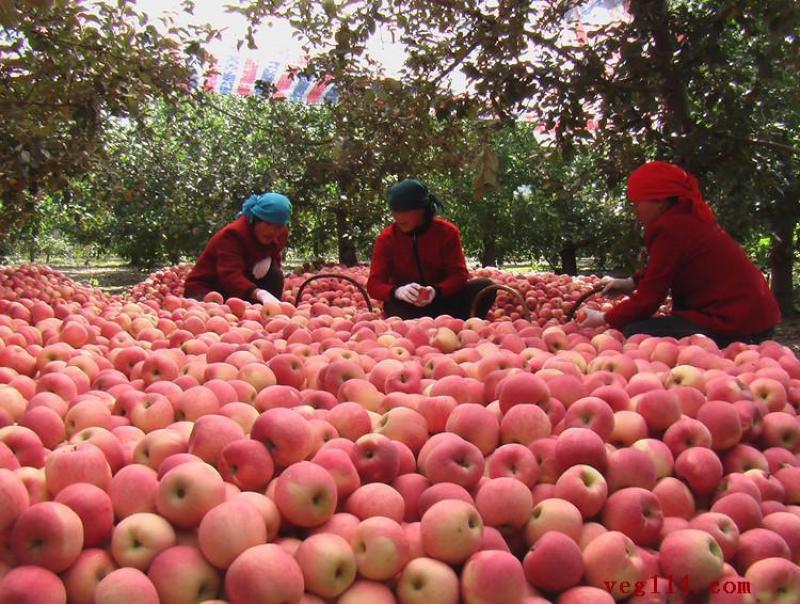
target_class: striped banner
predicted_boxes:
[203,53,337,104]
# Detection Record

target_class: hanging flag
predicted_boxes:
[202,52,337,105]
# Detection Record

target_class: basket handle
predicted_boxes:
[294,273,374,313]
[470,284,532,321]
[565,282,605,322]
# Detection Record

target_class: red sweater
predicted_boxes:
[605,205,780,336]
[184,216,288,301]
[367,218,469,302]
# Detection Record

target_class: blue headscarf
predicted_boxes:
[239,192,292,226]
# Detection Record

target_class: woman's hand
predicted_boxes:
[255,288,280,306]
[413,286,436,307]
[601,277,635,299]
[580,308,607,329]
[395,283,422,304]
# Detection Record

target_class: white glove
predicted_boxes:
[601,277,635,299]
[414,286,436,307]
[395,283,421,304]
[252,256,272,280]
[581,308,607,328]
[255,288,280,306]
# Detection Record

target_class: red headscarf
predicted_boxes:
[627,161,716,223]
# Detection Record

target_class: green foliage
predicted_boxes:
[0,0,217,243]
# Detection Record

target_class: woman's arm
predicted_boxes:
[216,233,259,300]
[367,232,397,301]
[604,232,682,329]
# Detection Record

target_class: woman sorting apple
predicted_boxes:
[580,161,780,346]
[184,192,291,305]
[367,179,496,320]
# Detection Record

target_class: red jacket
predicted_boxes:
[367,217,469,302]
[184,216,288,301]
[605,205,780,336]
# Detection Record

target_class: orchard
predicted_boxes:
[0,262,798,603]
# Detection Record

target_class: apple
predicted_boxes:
[109,463,159,519]
[147,545,221,604]
[525,498,583,546]
[111,512,177,571]
[475,476,533,532]
[250,407,313,468]
[336,579,397,604]
[421,435,484,489]
[523,530,584,592]
[94,568,159,604]
[396,556,459,604]
[0,565,67,604]
[350,516,410,581]
[734,528,791,575]
[186,414,244,466]
[155,461,226,529]
[609,411,649,447]
[197,499,267,569]
[487,443,539,487]
[711,492,763,533]
[688,512,741,562]
[63,548,116,604]
[218,439,274,491]
[0,468,29,532]
[744,557,800,604]
[606,447,657,492]
[582,531,646,599]
[555,428,608,473]
[345,481,404,522]
[274,460,337,528]
[497,373,551,414]
[500,403,552,447]
[445,403,499,456]
[376,406,429,454]
[53,483,113,547]
[554,464,609,519]
[663,417,713,457]
[292,532,355,598]
[420,499,483,564]
[697,400,743,450]
[602,487,663,546]
[133,428,188,470]
[461,550,526,604]
[11,501,83,572]
[675,446,724,496]
[762,512,800,561]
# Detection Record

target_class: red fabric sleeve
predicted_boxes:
[605,231,681,330]
[215,232,259,301]
[367,231,397,302]
[434,226,469,297]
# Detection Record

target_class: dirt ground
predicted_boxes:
[52,264,800,354]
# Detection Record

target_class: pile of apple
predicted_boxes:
[0,263,798,604]
[128,263,617,325]
[0,264,113,307]
[128,265,194,304]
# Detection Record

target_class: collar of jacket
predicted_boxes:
[394,217,435,238]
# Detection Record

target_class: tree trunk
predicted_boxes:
[480,235,498,267]
[334,208,358,266]
[560,241,578,276]
[770,226,795,317]
[769,183,799,318]
[480,200,499,267]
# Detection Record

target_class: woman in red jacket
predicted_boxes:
[581,162,780,345]
[184,193,291,305]
[367,179,495,319]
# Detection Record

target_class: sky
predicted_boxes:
[134,0,407,75]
